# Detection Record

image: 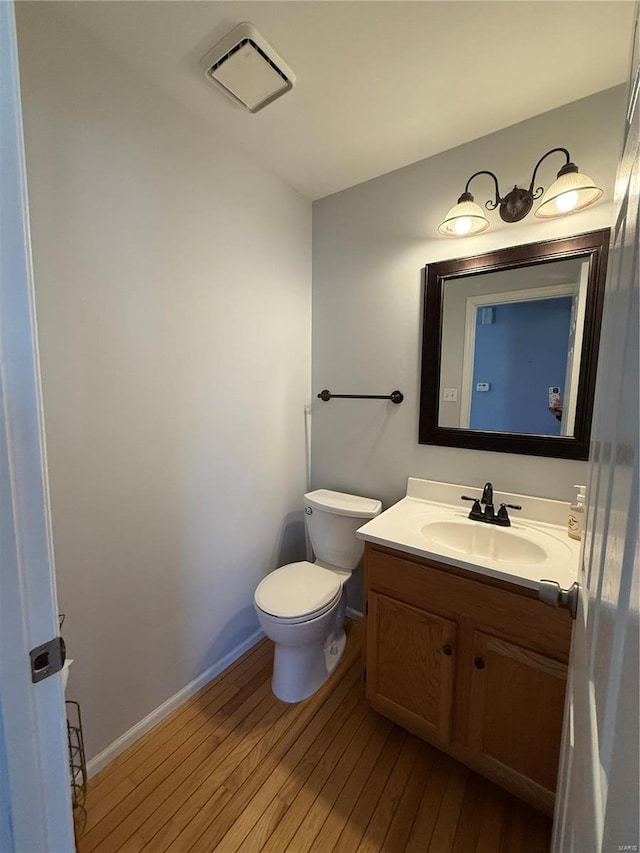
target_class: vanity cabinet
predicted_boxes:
[363,543,572,815]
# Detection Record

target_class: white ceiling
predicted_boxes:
[54,1,634,200]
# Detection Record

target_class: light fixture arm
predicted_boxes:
[528,147,573,200]
[461,170,503,211]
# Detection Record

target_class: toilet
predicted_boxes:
[254,489,382,703]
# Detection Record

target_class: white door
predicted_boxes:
[552,6,640,852]
[0,3,75,851]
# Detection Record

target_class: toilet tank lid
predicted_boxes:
[304,489,382,518]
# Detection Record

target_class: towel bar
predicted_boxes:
[317,389,404,404]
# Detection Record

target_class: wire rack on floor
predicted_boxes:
[66,700,87,812]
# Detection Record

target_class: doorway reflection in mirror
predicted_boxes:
[438,258,588,437]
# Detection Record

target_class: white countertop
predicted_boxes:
[356,479,580,591]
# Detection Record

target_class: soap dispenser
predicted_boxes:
[568,485,586,540]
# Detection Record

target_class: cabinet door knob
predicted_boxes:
[442,644,453,656]
[474,656,485,669]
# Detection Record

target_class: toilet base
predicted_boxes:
[324,628,347,675]
[271,626,346,703]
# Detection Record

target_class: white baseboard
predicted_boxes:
[86,627,266,778]
[346,606,363,622]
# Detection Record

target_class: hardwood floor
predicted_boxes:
[75,622,552,852]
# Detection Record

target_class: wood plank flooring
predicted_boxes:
[75,622,552,852]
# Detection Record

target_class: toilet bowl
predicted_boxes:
[255,561,348,702]
[254,489,381,703]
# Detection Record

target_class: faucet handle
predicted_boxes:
[461,496,483,519]
[495,502,521,527]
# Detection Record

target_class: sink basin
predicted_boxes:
[356,478,580,591]
[421,520,548,565]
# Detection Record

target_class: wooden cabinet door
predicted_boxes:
[366,592,457,744]
[466,631,567,805]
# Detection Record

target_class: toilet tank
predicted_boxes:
[304,489,382,571]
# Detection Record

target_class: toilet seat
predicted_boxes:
[254,562,341,622]
[255,591,342,626]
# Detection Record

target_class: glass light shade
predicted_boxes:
[438,200,490,237]
[535,170,603,219]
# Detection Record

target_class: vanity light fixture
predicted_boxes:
[438,147,603,237]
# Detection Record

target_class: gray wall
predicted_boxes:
[17,4,311,761]
[312,87,624,513]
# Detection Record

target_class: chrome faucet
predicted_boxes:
[461,482,521,526]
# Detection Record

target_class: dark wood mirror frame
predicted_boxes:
[419,228,610,459]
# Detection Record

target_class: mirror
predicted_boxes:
[440,257,587,436]
[419,229,609,459]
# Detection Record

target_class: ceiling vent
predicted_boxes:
[201,23,295,114]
